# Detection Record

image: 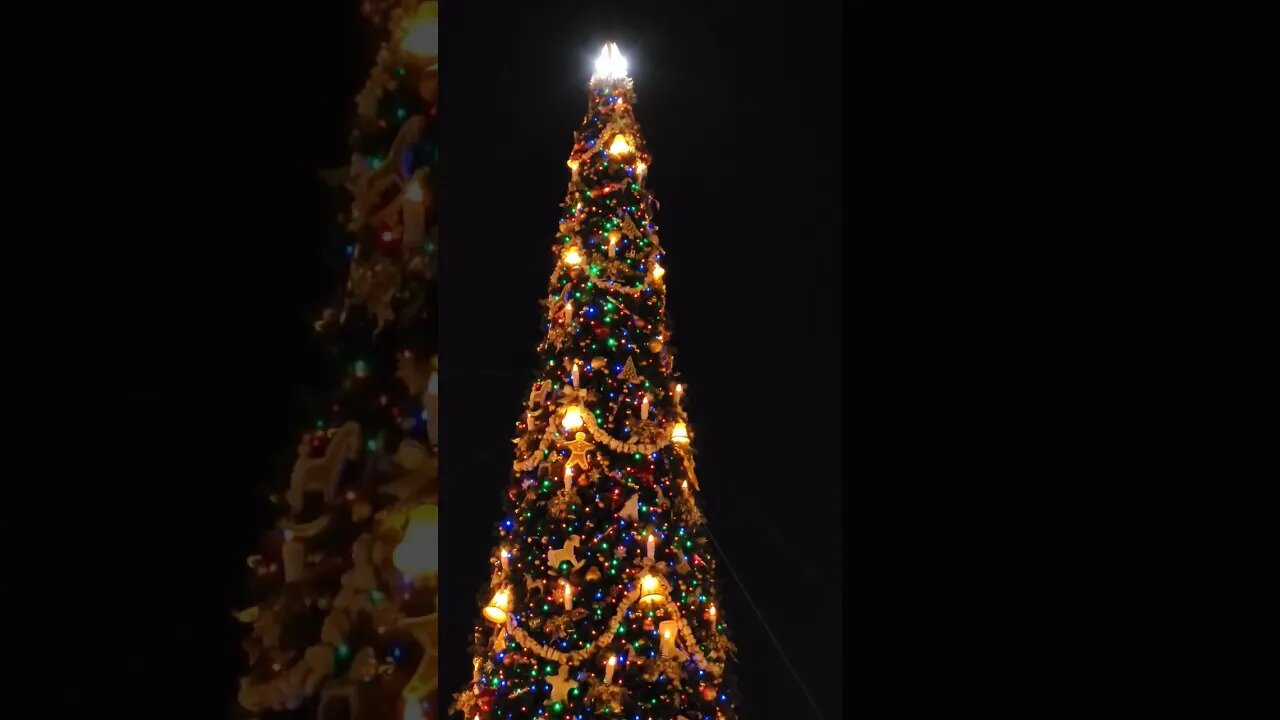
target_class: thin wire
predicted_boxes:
[705,528,825,719]
[444,441,827,717]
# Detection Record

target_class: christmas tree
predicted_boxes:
[235,2,440,718]
[452,44,738,719]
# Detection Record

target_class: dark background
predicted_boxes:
[2,3,1274,718]
[2,1,371,713]
[439,2,842,719]
[844,12,1276,708]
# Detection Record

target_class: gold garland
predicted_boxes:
[581,405,672,454]
[589,271,645,296]
[281,513,332,538]
[513,410,674,472]
[512,429,554,471]
[497,584,722,676]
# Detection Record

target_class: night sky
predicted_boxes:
[7,3,1274,719]
[5,0,373,713]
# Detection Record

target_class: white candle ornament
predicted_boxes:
[604,655,617,683]
[500,548,510,572]
[572,360,580,388]
[563,465,573,492]
[658,620,678,657]
[425,370,439,447]
[646,533,656,561]
[674,383,683,403]
[562,582,573,610]
[402,696,425,720]
[402,180,425,250]
[282,532,304,582]
[640,394,650,420]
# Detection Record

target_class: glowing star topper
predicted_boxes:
[592,42,629,82]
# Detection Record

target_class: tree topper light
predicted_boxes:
[592,42,629,82]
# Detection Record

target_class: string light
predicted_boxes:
[459,41,738,718]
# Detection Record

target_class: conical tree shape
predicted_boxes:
[235,2,440,718]
[453,44,737,720]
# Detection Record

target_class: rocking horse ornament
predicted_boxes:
[342,256,401,335]
[286,422,361,513]
[547,535,586,574]
[348,115,427,233]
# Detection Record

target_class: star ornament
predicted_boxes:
[546,664,580,704]
[564,431,594,469]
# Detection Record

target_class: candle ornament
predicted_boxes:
[282,535,304,583]
[402,177,426,250]
[658,620,678,657]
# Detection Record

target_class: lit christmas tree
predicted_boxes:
[451,44,738,720]
[234,2,440,718]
